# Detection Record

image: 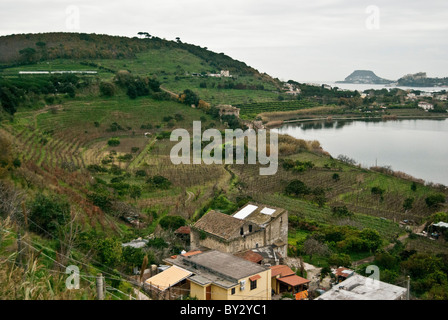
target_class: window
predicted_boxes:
[250,280,257,290]
[231,288,236,295]
[240,227,244,235]
[249,225,252,232]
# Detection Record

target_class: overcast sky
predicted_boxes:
[1,0,447,82]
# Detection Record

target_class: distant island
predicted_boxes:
[397,72,448,87]
[338,70,448,87]
[336,70,394,85]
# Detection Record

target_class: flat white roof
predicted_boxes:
[233,204,258,220]
[433,221,448,228]
[317,274,407,300]
[260,207,276,215]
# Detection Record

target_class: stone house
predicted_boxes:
[190,203,288,262]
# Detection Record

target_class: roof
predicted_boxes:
[433,221,448,229]
[121,238,148,249]
[334,267,354,278]
[193,210,246,241]
[175,226,191,234]
[234,250,264,264]
[145,265,192,292]
[182,250,202,257]
[316,274,407,300]
[277,275,310,287]
[232,203,286,226]
[270,265,295,278]
[164,250,269,288]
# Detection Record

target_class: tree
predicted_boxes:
[332,205,353,218]
[19,47,37,63]
[129,185,142,201]
[403,197,414,211]
[285,179,310,197]
[360,228,382,252]
[99,81,116,97]
[425,194,446,208]
[0,86,19,115]
[180,89,200,106]
[159,215,186,230]
[302,237,330,262]
[122,246,146,272]
[28,193,71,236]
[328,253,352,268]
[97,237,122,267]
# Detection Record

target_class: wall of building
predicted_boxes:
[189,281,206,300]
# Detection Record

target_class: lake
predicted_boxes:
[312,81,448,93]
[273,118,448,186]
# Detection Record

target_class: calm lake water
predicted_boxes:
[273,118,448,186]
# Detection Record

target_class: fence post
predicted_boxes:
[96,273,104,300]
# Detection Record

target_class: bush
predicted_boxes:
[159,215,186,230]
[28,193,71,236]
[425,194,446,208]
[331,205,353,218]
[328,253,352,268]
[107,138,120,147]
[97,237,122,268]
[285,179,310,197]
[146,175,171,190]
[135,170,147,177]
[99,81,116,97]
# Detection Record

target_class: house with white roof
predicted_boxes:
[190,203,288,261]
[418,101,434,111]
[316,273,408,300]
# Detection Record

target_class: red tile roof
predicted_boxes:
[249,275,261,281]
[277,275,310,287]
[175,226,191,234]
[270,265,295,278]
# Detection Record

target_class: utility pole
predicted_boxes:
[96,273,104,300]
[407,275,411,300]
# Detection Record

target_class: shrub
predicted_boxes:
[331,205,353,218]
[425,194,446,208]
[159,215,186,230]
[285,179,310,197]
[107,138,120,146]
[99,81,116,97]
[28,193,71,236]
[135,170,147,177]
[146,175,171,190]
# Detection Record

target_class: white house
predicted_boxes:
[418,101,434,111]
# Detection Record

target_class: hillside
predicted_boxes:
[1,32,448,300]
[0,32,284,106]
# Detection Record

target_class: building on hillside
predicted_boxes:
[270,265,310,300]
[145,250,271,300]
[220,70,231,77]
[333,267,354,284]
[418,101,434,111]
[217,104,240,118]
[316,273,407,300]
[190,203,288,260]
